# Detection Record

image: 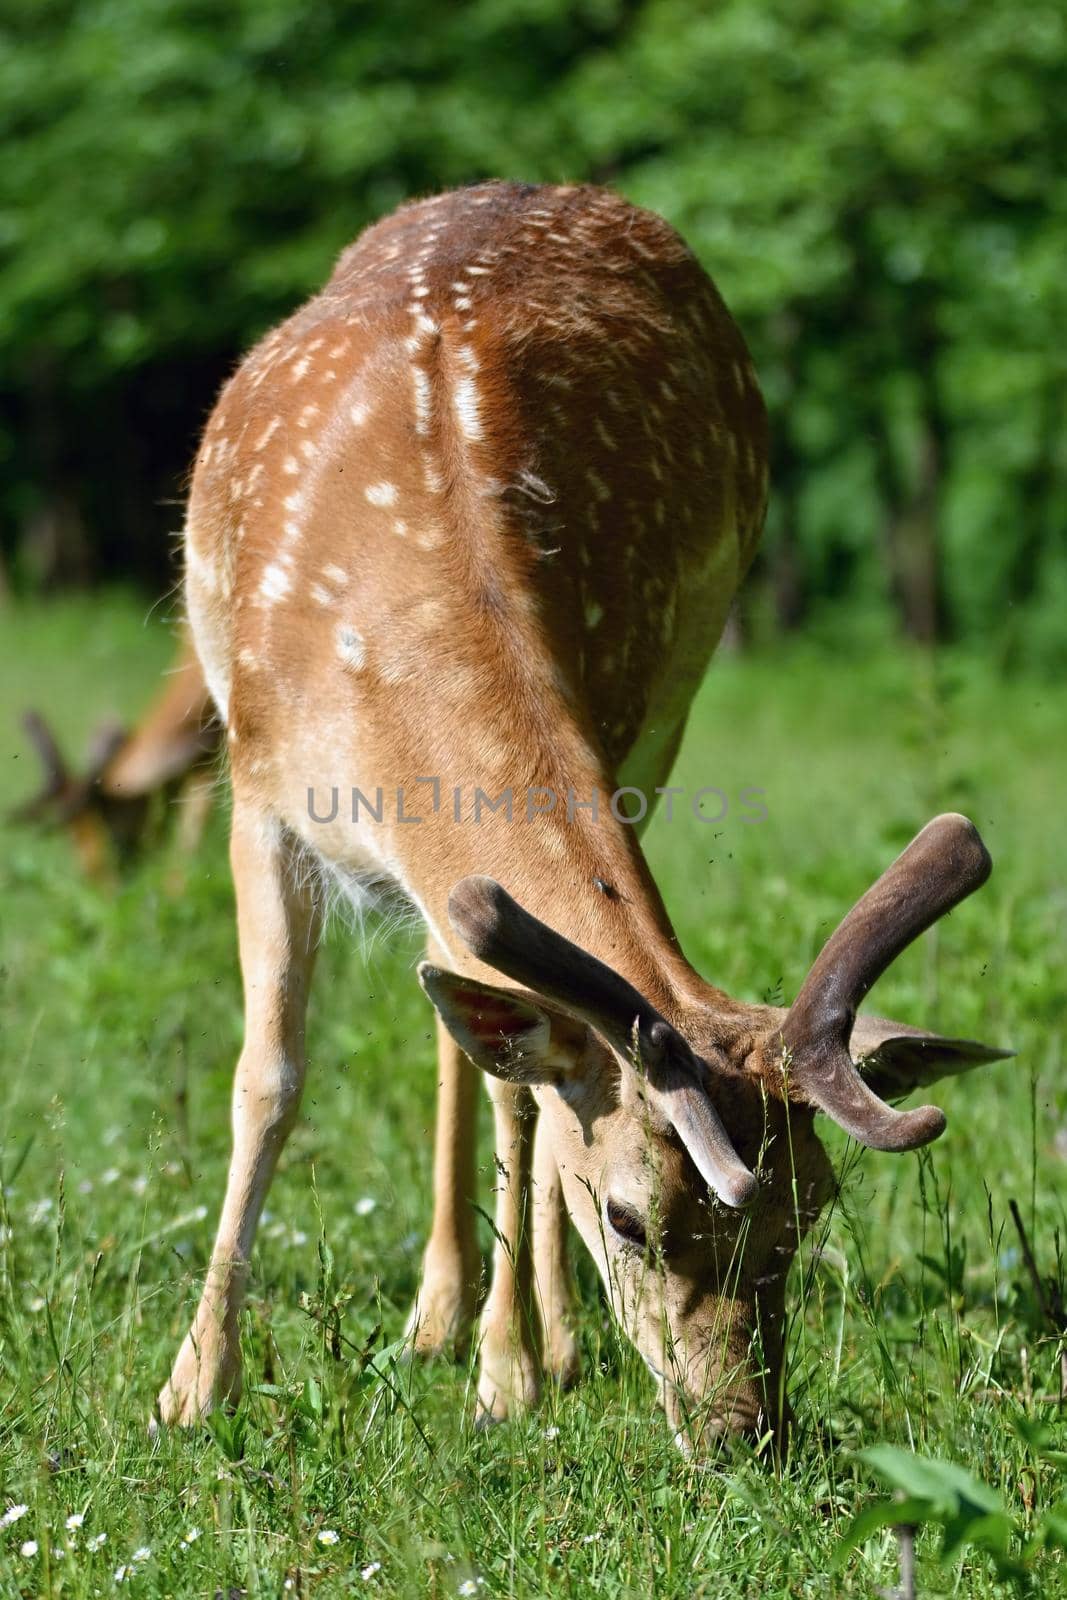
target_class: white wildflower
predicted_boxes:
[182,1527,201,1545]
[101,1167,121,1186]
[0,1505,28,1529]
[543,1425,559,1439]
[114,1564,131,1582]
[132,1545,151,1562]
[317,1528,340,1546]
[66,1513,84,1531]
[28,1199,53,1225]
[361,1561,382,1579]
[87,1531,107,1550]
[20,1540,38,1558]
[355,1196,377,1216]
[291,1229,308,1246]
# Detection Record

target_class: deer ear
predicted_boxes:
[850,1013,1012,1100]
[418,964,582,1086]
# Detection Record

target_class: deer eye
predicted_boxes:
[606,1198,648,1250]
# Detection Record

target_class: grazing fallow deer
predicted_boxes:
[14,628,218,878]
[162,182,1006,1447]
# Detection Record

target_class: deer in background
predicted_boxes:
[13,627,219,880]
[161,182,1006,1448]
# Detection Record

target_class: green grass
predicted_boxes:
[0,594,1064,1597]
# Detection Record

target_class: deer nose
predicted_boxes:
[664,1381,789,1460]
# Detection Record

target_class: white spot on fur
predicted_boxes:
[283,456,301,476]
[336,625,366,670]
[310,583,333,607]
[350,401,371,427]
[365,481,398,508]
[412,366,432,435]
[323,563,349,586]
[453,375,482,441]
[259,563,291,603]
[393,519,408,537]
[253,416,280,452]
[291,356,311,382]
[298,405,320,428]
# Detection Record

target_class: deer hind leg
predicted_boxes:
[475,1079,541,1423]
[158,800,319,1424]
[532,1115,581,1388]
[406,962,482,1354]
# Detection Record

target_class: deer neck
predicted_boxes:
[360,623,720,1021]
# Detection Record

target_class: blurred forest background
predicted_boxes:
[1,0,1065,665]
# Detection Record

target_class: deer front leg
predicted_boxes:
[158,803,318,1424]
[476,1080,541,1423]
[406,995,481,1355]
[532,1115,581,1388]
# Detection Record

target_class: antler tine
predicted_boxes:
[7,709,72,823]
[780,813,992,1151]
[22,709,69,796]
[448,876,758,1207]
[84,717,128,784]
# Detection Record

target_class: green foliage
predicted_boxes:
[836,1435,1067,1588]
[1,2,1065,656]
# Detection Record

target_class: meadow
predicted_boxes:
[0,595,1064,1598]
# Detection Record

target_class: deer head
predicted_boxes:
[421,813,1009,1452]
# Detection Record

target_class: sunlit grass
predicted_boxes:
[0,596,1064,1596]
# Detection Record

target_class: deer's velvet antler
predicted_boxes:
[779,813,992,1150]
[448,875,759,1208]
